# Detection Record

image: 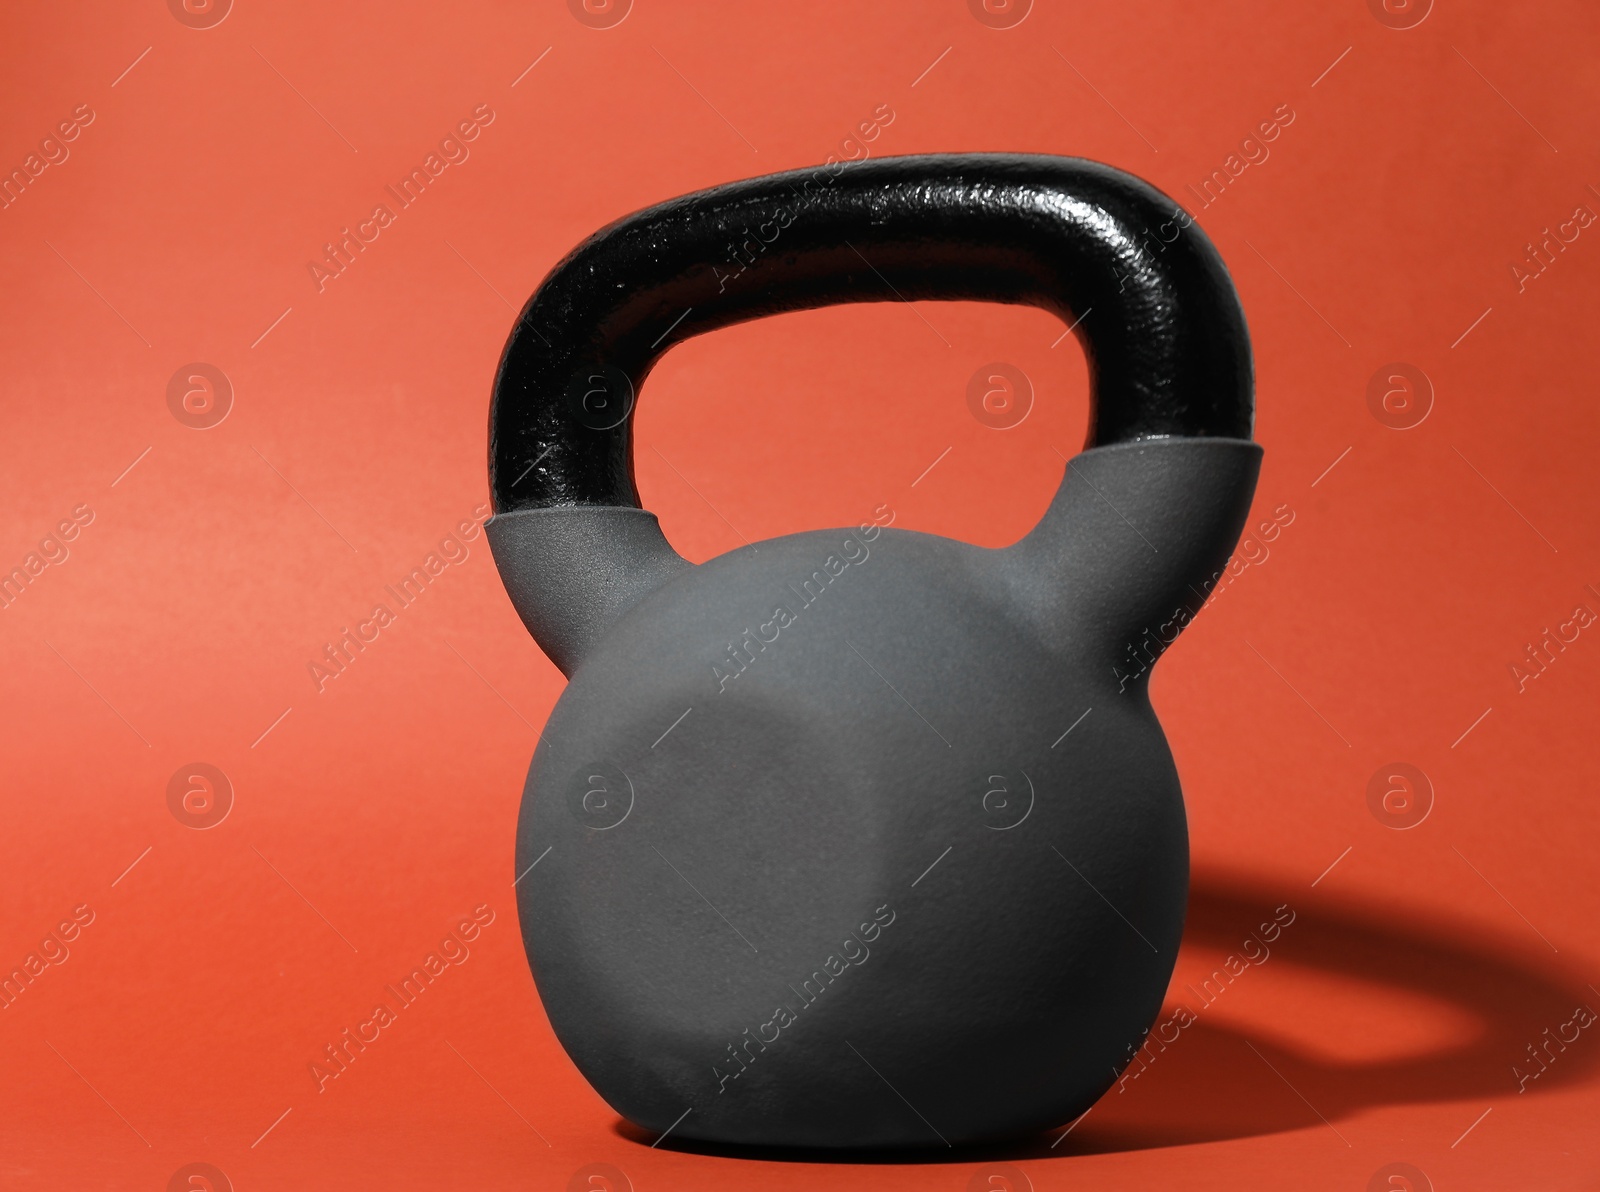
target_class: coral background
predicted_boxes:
[2,1,1598,1188]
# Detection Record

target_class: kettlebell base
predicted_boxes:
[512,437,1261,1154]
[620,1115,1063,1155]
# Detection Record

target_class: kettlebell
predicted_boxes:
[487,153,1259,1150]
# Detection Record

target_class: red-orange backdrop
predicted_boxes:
[3,2,1598,1189]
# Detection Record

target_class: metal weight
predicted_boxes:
[487,154,1259,1149]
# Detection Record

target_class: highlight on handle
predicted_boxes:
[489,153,1253,513]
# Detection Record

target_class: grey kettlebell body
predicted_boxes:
[487,154,1260,1149]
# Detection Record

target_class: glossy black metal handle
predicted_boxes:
[489,153,1252,512]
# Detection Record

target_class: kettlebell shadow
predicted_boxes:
[619,869,1600,1162]
[1059,869,1600,1154]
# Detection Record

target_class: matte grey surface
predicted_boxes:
[487,507,688,677]
[500,436,1261,1149]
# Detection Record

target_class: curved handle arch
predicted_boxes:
[489,152,1252,513]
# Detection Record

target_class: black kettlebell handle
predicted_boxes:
[489,153,1252,513]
